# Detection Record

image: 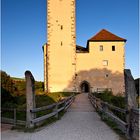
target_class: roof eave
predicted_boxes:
[88,39,127,42]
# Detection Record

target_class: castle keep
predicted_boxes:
[43,0,126,95]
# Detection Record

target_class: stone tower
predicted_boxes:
[44,0,76,92]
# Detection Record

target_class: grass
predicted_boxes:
[93,90,125,108]
[11,77,25,81]
[2,92,74,108]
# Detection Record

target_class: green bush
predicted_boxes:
[1,71,15,95]
[36,94,55,107]
[46,92,73,102]
[111,96,125,108]
[93,90,125,108]
[1,87,17,108]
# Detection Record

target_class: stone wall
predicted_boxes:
[130,109,139,140]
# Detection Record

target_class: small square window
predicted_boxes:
[103,60,108,66]
[100,45,103,51]
[112,46,115,51]
[105,74,109,77]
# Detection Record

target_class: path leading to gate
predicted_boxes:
[2,93,122,140]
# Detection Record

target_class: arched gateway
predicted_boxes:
[80,81,90,93]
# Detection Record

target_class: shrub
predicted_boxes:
[1,71,15,95]
[93,89,125,108]
[1,87,17,108]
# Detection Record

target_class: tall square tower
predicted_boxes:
[44,0,76,92]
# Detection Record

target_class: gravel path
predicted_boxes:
[1,93,121,140]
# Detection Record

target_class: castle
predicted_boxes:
[43,0,126,95]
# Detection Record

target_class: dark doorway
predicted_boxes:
[80,81,90,93]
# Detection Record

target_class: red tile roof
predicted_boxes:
[89,29,126,42]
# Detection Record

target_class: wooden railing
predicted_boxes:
[1,94,75,127]
[1,108,26,126]
[95,88,112,93]
[29,94,75,125]
[89,92,140,140]
[88,93,128,133]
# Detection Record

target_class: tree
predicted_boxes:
[1,71,17,106]
[1,71,15,94]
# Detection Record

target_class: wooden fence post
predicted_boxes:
[25,71,36,128]
[124,69,137,139]
[14,109,16,126]
[101,102,108,120]
[54,103,58,119]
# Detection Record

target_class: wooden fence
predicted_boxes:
[88,93,139,140]
[95,88,112,93]
[1,94,75,127]
[1,108,26,126]
[30,94,75,125]
[88,93,127,133]
[2,71,75,128]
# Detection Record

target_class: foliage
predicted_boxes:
[93,90,125,108]
[1,71,32,108]
[47,92,73,102]
[36,94,55,107]
[1,71,15,95]
[1,71,74,129]
[1,71,18,107]
[1,71,73,108]
[13,80,26,96]
[35,81,44,94]
[11,77,25,81]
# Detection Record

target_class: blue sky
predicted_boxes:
[1,0,139,81]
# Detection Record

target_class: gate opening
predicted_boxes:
[80,81,90,93]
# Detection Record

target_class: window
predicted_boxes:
[100,45,103,51]
[112,45,115,51]
[105,74,109,77]
[103,60,108,66]
[60,25,63,30]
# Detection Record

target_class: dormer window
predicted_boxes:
[100,45,103,51]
